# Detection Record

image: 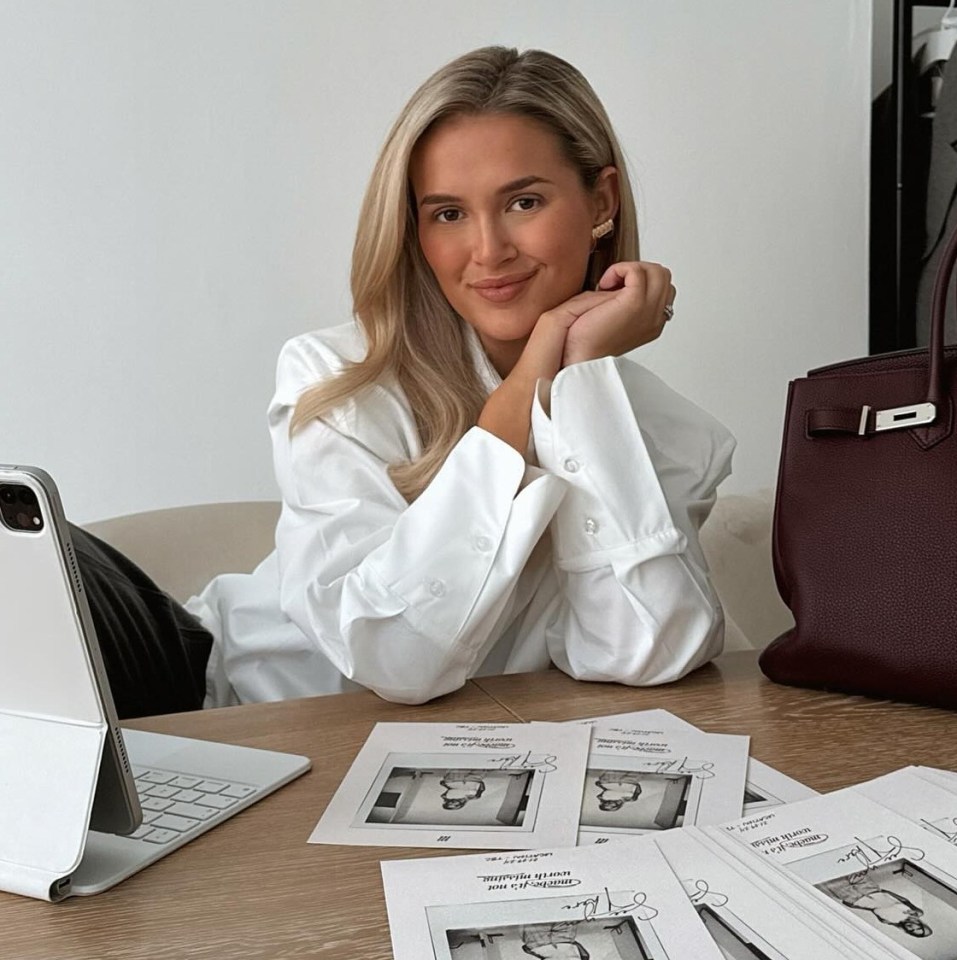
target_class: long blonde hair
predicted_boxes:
[291,46,640,501]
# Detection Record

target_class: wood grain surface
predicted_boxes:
[5,652,956,958]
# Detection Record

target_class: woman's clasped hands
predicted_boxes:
[513,260,677,384]
[481,260,677,452]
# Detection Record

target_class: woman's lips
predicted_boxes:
[470,269,537,303]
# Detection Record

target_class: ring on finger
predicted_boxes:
[663,304,675,321]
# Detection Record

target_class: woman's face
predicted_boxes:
[409,112,617,374]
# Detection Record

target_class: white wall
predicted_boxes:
[0,0,871,523]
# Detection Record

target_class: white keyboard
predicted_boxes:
[129,766,258,844]
[68,729,310,897]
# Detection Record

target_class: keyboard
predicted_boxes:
[129,766,258,845]
[67,729,310,897]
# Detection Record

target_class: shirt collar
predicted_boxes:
[463,322,503,394]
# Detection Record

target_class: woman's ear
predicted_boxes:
[593,166,620,225]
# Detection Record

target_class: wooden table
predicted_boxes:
[5,652,957,959]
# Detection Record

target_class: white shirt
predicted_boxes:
[187,321,735,707]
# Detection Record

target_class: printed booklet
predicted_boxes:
[308,721,590,849]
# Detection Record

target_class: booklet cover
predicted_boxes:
[308,721,590,849]
[857,766,957,848]
[381,834,725,959]
[573,707,817,814]
[656,826,870,959]
[571,721,749,842]
[717,790,957,960]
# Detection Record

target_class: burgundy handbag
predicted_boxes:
[759,223,957,709]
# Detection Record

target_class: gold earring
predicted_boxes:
[591,218,614,241]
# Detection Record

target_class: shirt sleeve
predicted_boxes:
[268,337,566,704]
[530,356,736,686]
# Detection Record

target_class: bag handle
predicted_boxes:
[927,210,957,408]
[804,226,957,443]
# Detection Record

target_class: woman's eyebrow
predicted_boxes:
[418,175,553,208]
[499,175,552,194]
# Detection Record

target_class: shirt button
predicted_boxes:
[429,579,446,598]
[584,517,599,535]
[474,535,493,552]
[563,458,580,473]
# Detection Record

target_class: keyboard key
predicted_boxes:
[126,765,258,837]
[195,793,238,810]
[167,801,217,821]
[145,784,180,799]
[153,813,200,832]
[142,828,178,844]
[138,770,176,785]
[170,775,202,788]
[195,780,229,793]
[222,784,256,799]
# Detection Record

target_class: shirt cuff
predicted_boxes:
[531,357,684,570]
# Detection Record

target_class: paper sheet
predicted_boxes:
[572,707,817,813]
[308,721,590,849]
[568,720,749,842]
[381,834,725,959]
[716,789,957,960]
[656,826,871,959]
[857,767,957,848]
[916,766,957,797]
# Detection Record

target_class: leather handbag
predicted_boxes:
[759,223,957,709]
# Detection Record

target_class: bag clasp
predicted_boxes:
[860,402,937,435]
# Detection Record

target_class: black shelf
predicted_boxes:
[872,0,952,353]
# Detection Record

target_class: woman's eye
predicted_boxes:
[510,196,541,212]
[435,208,463,223]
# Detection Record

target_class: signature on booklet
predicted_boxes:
[837,835,926,879]
[647,756,715,780]
[683,878,730,909]
[486,751,558,773]
[564,887,659,922]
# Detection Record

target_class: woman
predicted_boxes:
[77,46,734,717]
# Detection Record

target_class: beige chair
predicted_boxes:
[84,501,281,605]
[698,490,793,651]
[83,493,793,649]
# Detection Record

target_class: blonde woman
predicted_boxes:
[187,42,735,707]
[71,46,734,716]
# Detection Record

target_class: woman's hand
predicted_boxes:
[560,261,675,367]
[476,262,674,454]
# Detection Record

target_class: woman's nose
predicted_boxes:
[472,215,516,266]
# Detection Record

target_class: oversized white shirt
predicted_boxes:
[187,321,735,707]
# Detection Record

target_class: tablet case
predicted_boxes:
[0,471,113,901]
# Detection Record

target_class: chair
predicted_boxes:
[83,501,280,604]
[83,493,793,649]
[699,490,794,651]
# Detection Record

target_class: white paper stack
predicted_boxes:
[316,711,957,958]
[710,783,957,959]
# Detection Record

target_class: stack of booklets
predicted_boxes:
[309,709,957,959]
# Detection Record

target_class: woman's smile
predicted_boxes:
[469,267,540,303]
